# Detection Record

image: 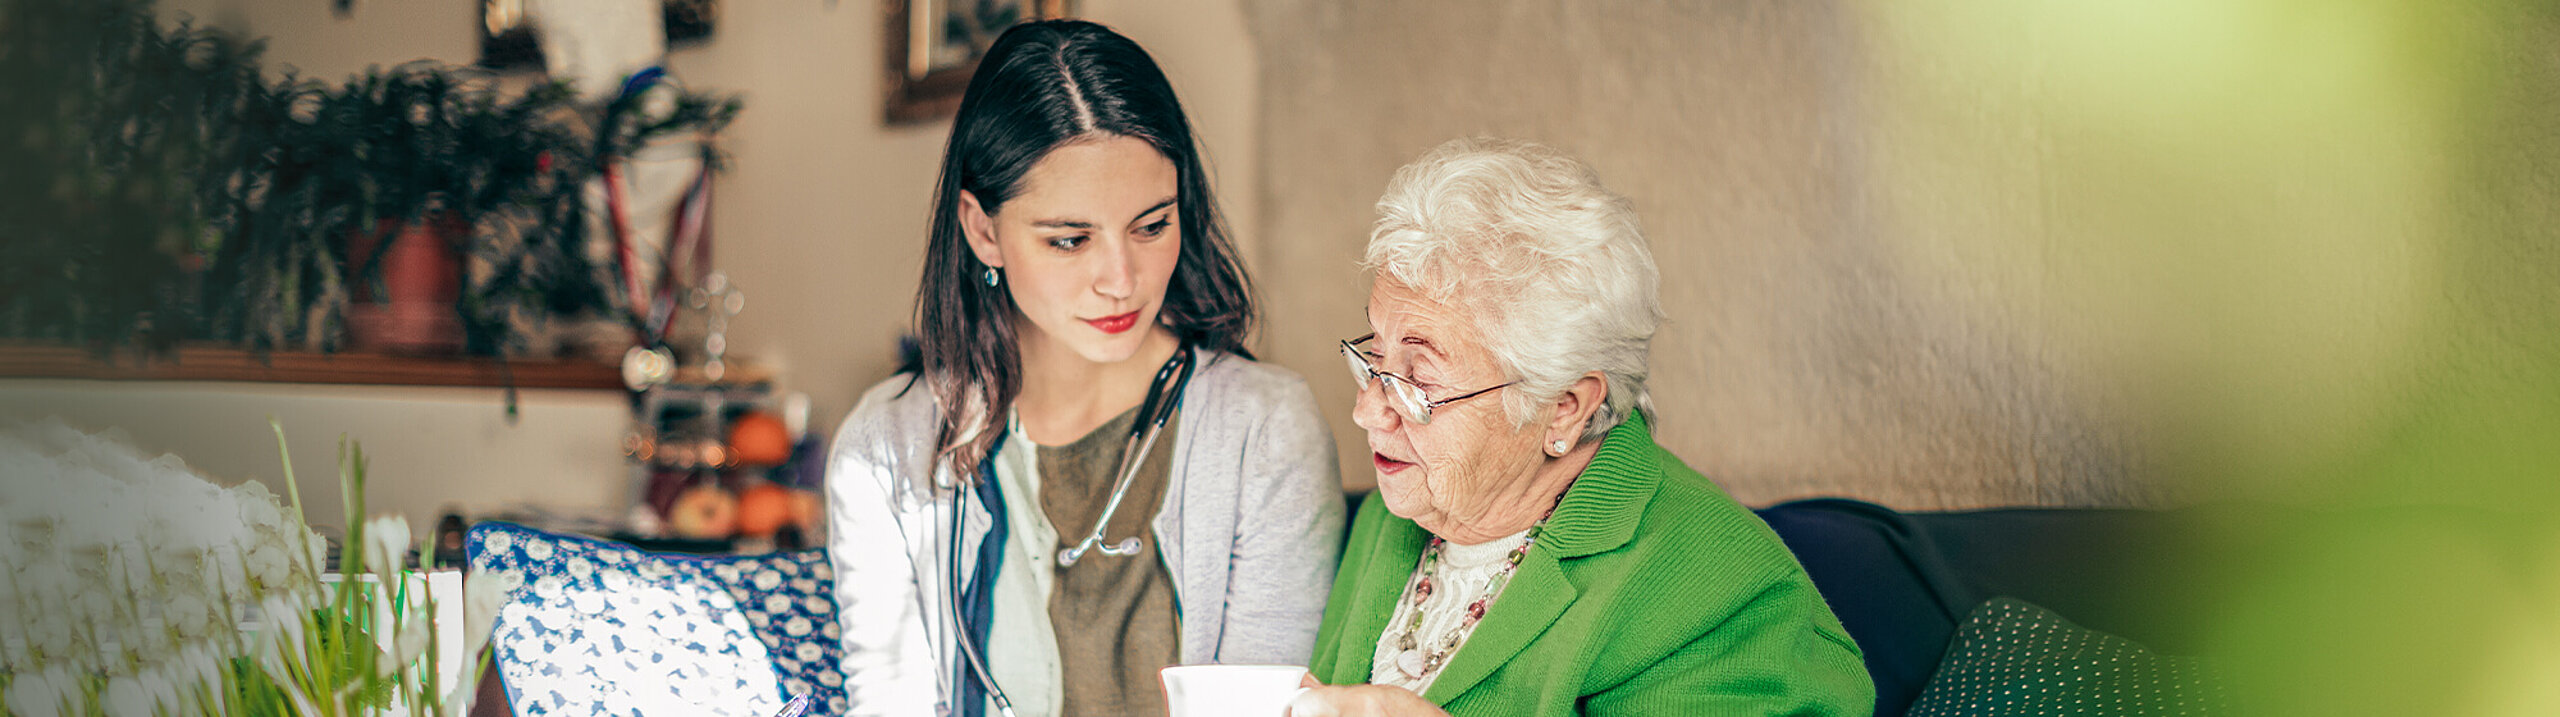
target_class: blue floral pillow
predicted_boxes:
[466,522,848,716]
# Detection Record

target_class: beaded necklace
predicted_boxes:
[1384,519,1545,682]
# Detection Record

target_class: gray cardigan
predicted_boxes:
[824,350,1345,716]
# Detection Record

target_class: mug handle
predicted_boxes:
[1280,686,1315,716]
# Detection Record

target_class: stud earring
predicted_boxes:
[983,267,1002,288]
[1552,439,1570,455]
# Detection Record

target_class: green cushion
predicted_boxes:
[1906,597,2227,716]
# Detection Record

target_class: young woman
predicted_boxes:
[825,20,1344,717]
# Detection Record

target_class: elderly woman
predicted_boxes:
[1289,138,1873,716]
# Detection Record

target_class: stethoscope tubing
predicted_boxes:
[937,342,1194,716]
[1057,344,1193,566]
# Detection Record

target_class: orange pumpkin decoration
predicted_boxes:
[726,411,794,467]
[667,483,739,539]
[734,481,798,538]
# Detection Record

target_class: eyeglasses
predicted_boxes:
[1340,333,1514,426]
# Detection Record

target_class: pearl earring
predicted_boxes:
[983,267,1002,288]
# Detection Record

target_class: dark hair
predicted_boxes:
[915,20,1256,480]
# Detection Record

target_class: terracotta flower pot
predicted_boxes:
[344,215,467,354]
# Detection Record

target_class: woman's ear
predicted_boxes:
[959,189,1004,268]
[1548,372,1609,452]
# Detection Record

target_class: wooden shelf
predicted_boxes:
[0,343,625,390]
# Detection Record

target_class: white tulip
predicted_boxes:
[364,514,412,577]
[101,675,150,717]
[459,570,521,666]
[3,663,64,717]
[372,585,401,675]
[176,644,226,700]
[136,665,183,717]
[395,604,433,666]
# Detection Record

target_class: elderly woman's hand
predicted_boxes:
[1285,675,1450,717]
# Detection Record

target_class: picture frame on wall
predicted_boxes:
[480,0,545,68]
[884,0,1075,125]
[479,0,722,69]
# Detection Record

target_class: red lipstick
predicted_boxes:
[1086,311,1140,335]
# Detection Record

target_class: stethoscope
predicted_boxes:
[937,341,1197,717]
[1059,341,1196,566]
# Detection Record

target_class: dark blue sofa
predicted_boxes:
[1754,498,2241,717]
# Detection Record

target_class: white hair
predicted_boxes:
[1365,137,1663,442]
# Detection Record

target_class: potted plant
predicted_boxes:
[4,0,740,366]
[306,63,585,355]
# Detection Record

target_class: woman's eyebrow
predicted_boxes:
[1030,198,1175,229]
[1399,333,1443,359]
[1124,197,1176,224]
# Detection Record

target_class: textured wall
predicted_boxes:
[1248,0,2154,508]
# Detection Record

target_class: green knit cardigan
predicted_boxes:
[1309,414,1875,715]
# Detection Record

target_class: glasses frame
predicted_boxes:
[1340,333,1515,426]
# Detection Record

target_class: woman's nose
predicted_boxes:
[1350,376,1400,433]
[1094,236,1135,299]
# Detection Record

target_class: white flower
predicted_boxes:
[30,605,77,659]
[392,604,432,667]
[164,592,213,639]
[371,585,401,674]
[1,421,458,716]
[138,664,183,717]
[363,514,411,576]
[460,570,522,662]
[4,663,68,717]
[299,528,327,578]
[101,675,150,717]
[232,481,287,533]
[522,538,554,562]
[245,540,289,588]
[175,644,226,698]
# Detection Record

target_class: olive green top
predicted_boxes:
[1038,406,1181,716]
[1310,413,1875,715]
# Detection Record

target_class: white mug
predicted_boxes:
[1161,664,1311,717]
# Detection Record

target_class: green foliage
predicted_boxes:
[0,0,741,358]
[0,0,269,350]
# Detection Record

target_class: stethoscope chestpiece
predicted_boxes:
[1056,535,1143,567]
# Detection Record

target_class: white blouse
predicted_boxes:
[1368,528,1534,695]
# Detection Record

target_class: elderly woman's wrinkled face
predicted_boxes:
[1354,277,1552,541]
